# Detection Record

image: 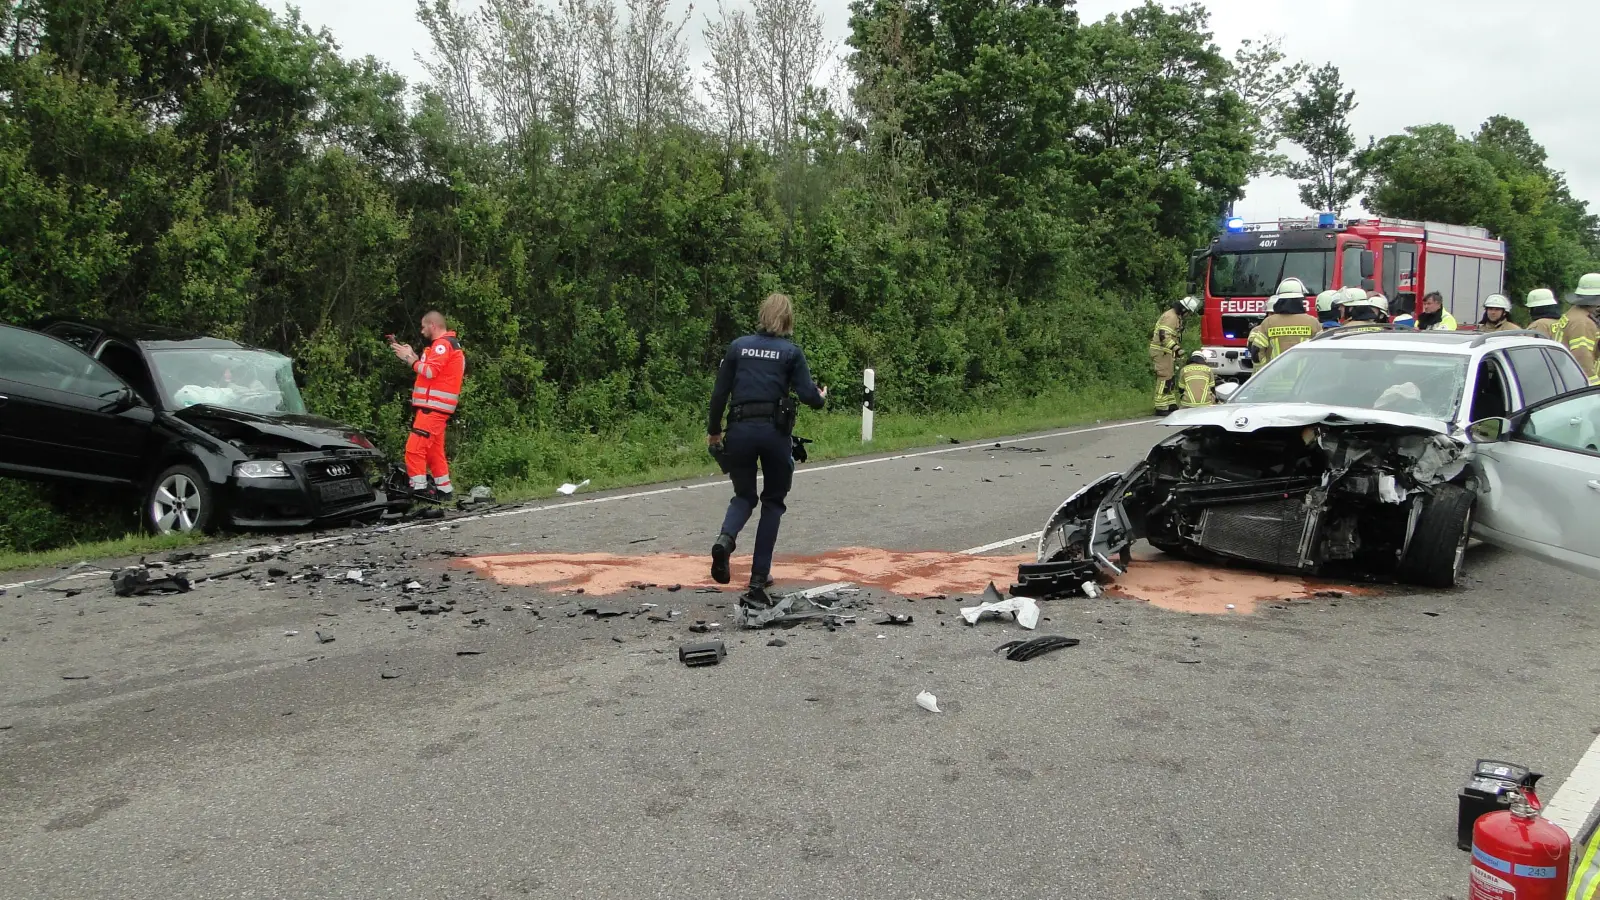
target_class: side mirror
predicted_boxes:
[1361,278,1377,291]
[1214,382,1240,403]
[1468,417,1510,444]
[1360,250,1375,279]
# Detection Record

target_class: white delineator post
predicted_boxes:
[862,368,876,443]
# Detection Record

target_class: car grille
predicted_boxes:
[1197,497,1316,568]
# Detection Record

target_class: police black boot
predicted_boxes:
[710,533,735,585]
[741,575,773,610]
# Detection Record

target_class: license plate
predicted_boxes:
[318,479,370,503]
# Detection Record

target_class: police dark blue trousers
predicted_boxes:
[717,421,794,578]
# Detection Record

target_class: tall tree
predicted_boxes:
[1280,63,1359,214]
[1229,36,1308,179]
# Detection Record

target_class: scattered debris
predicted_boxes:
[459,485,495,506]
[994,635,1080,661]
[694,588,722,594]
[627,537,656,545]
[61,674,91,681]
[960,583,1039,630]
[932,466,944,472]
[111,566,192,597]
[315,631,335,644]
[689,621,722,633]
[403,580,424,593]
[380,672,402,680]
[393,601,420,613]
[165,551,201,564]
[344,570,365,584]
[557,479,592,495]
[284,630,300,637]
[915,691,942,713]
[612,635,626,644]
[876,614,914,626]
[1424,611,1441,617]
[1225,604,1236,611]
[456,650,484,656]
[666,584,682,592]
[583,605,626,618]
[679,640,726,667]
[767,638,788,647]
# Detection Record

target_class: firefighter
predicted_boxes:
[1525,287,1561,339]
[1416,291,1457,331]
[1553,273,1600,385]
[1247,278,1321,365]
[390,311,466,502]
[1340,291,1389,332]
[1477,294,1518,332]
[1178,351,1216,408]
[1315,290,1342,329]
[707,293,827,606]
[1149,295,1200,415]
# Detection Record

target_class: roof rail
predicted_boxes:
[1469,329,1545,348]
[1310,324,1401,341]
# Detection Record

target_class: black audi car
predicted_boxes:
[0,320,396,534]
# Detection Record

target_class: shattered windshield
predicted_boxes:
[1210,250,1334,297]
[1230,348,1468,421]
[149,349,308,415]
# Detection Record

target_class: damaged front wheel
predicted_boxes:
[1396,483,1474,589]
[145,463,215,535]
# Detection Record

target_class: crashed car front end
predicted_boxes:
[1018,413,1473,595]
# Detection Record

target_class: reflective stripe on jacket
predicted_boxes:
[412,331,466,415]
[1249,313,1322,362]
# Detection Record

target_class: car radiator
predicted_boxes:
[1197,496,1318,569]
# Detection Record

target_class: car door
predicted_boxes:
[0,325,153,483]
[1472,387,1600,578]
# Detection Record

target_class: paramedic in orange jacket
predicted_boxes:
[390,311,466,500]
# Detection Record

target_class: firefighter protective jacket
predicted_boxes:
[1553,309,1600,385]
[1248,313,1322,363]
[411,331,466,415]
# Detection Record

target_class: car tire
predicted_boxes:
[1396,483,1474,589]
[145,463,217,535]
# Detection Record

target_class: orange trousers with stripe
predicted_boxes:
[405,410,453,493]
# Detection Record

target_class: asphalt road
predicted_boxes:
[2,416,1598,899]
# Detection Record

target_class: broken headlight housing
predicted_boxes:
[234,460,291,479]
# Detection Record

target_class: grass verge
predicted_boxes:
[0,384,1148,573]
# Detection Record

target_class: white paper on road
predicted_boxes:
[557,479,591,495]
[915,691,941,713]
[959,596,1040,629]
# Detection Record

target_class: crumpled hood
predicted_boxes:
[1164,403,1453,435]
[172,405,378,454]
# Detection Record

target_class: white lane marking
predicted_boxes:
[1543,733,1600,839]
[961,532,1042,555]
[0,418,1152,592]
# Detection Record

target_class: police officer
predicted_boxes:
[707,293,827,605]
[1149,295,1200,415]
[1177,351,1216,408]
[1315,290,1342,329]
[1525,288,1561,339]
[1247,278,1321,365]
[1553,273,1600,385]
[1416,291,1457,331]
[1477,294,1518,332]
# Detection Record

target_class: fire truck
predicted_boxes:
[1189,214,1508,380]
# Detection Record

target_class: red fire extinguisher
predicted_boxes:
[1470,788,1570,899]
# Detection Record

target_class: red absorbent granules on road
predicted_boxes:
[459,547,1355,615]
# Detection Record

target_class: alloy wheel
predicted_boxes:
[152,473,202,534]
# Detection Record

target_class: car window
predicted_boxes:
[97,341,159,405]
[1231,347,1468,420]
[1505,347,1560,408]
[0,326,126,399]
[1521,391,1600,455]
[43,323,102,353]
[1545,347,1591,394]
[1470,358,1510,422]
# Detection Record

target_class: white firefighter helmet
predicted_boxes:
[1366,292,1390,314]
[1483,294,1512,312]
[1274,278,1308,300]
[1573,273,1600,305]
[1178,295,1201,314]
[1526,287,1558,308]
[1315,290,1340,314]
[1342,286,1368,304]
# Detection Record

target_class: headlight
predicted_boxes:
[234,460,290,479]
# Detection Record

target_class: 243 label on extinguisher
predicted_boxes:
[1470,865,1517,899]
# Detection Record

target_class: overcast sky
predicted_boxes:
[268,0,1600,223]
